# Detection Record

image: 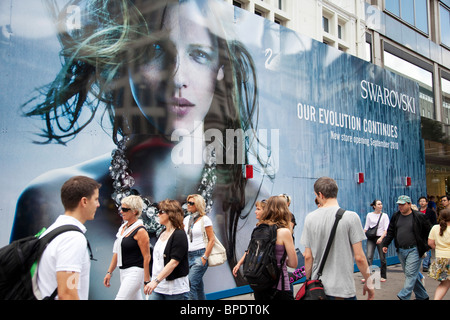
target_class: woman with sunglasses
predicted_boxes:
[103,195,150,300]
[183,194,215,299]
[144,199,189,300]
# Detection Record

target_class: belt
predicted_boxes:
[399,245,416,249]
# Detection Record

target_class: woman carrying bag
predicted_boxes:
[363,199,389,282]
[183,194,216,300]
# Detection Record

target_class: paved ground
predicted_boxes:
[224,264,449,300]
[353,264,448,300]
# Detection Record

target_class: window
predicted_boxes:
[384,51,434,119]
[385,0,429,34]
[365,42,372,62]
[415,0,428,33]
[365,33,373,63]
[385,0,400,15]
[401,0,415,26]
[442,77,450,124]
[440,3,450,47]
[323,16,329,33]
[233,1,242,8]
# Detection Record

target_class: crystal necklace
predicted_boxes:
[109,136,217,235]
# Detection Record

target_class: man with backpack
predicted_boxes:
[36,175,101,300]
[300,177,374,300]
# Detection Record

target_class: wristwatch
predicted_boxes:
[144,281,150,285]
[155,278,161,284]
[202,255,208,260]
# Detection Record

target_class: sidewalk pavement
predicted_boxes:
[224,264,449,300]
[353,264,449,300]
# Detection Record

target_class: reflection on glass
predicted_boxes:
[384,51,434,119]
[440,4,450,47]
[442,78,450,124]
[415,0,428,33]
[401,0,415,26]
[385,0,429,34]
[385,0,400,15]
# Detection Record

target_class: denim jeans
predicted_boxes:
[366,237,387,279]
[397,247,429,300]
[148,291,186,300]
[422,249,432,269]
[186,249,208,300]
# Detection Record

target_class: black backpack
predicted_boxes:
[0,225,94,300]
[243,223,287,292]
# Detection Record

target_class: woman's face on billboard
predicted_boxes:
[129,1,224,136]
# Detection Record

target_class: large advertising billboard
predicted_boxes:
[0,0,425,299]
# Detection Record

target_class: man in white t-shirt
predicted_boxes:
[37,176,101,300]
[300,177,375,300]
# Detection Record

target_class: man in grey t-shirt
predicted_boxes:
[301,177,375,300]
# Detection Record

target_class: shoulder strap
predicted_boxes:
[201,216,207,244]
[40,225,95,261]
[128,225,145,237]
[375,212,382,226]
[317,208,345,279]
[39,225,96,300]
[271,224,289,291]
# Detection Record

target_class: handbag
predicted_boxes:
[365,213,382,240]
[201,217,227,267]
[295,208,345,300]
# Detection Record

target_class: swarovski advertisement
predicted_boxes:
[0,0,425,299]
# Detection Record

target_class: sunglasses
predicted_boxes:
[187,201,195,206]
[158,210,167,215]
[121,207,132,212]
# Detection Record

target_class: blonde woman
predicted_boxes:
[183,194,215,300]
[104,195,150,300]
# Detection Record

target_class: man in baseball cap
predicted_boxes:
[382,195,432,300]
[396,195,411,204]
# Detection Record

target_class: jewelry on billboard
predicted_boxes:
[109,136,216,235]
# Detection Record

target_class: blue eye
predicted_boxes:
[151,43,164,59]
[189,47,217,66]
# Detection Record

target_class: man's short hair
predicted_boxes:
[61,176,101,211]
[314,177,338,199]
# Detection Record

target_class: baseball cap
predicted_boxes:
[396,195,411,204]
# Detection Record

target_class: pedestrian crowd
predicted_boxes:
[10,175,450,300]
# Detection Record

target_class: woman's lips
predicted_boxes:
[170,97,194,116]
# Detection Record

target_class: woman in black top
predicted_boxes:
[103,195,151,300]
[144,199,189,300]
